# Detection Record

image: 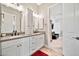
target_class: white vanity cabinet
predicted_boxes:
[1,37,30,56]
[2,45,18,56]
[29,34,45,55]
[0,34,45,56]
[1,39,18,56]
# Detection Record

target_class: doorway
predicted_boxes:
[49,3,63,55]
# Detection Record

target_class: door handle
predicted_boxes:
[72,37,79,40]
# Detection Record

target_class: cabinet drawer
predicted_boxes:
[19,37,30,43]
[1,40,18,48]
[38,34,44,39]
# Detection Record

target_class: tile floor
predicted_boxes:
[40,47,63,56]
[40,37,63,56]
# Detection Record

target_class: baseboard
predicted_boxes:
[43,45,48,48]
[30,44,45,56]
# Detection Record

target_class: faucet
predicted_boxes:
[12,30,17,36]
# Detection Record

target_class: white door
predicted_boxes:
[63,3,79,56]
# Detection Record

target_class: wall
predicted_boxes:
[0,4,1,33]
[49,3,63,36]
[38,4,54,47]
[0,4,2,55]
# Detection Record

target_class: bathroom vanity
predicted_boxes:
[0,4,45,56]
[0,33,45,56]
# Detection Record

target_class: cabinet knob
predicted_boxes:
[17,44,22,47]
[17,45,19,47]
[20,44,22,46]
[32,42,34,44]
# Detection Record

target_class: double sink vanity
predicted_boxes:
[0,32,45,56]
[0,4,45,56]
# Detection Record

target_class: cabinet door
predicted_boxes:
[29,37,36,55]
[37,34,44,47]
[1,39,21,56]
[34,34,44,49]
[20,37,30,56]
[2,45,17,56]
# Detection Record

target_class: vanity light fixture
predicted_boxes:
[36,3,42,6]
[17,5,24,11]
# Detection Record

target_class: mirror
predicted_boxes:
[33,13,44,33]
[33,13,39,32]
[0,4,21,34]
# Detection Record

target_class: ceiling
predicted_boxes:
[20,3,55,7]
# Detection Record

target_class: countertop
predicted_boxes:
[0,32,45,42]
